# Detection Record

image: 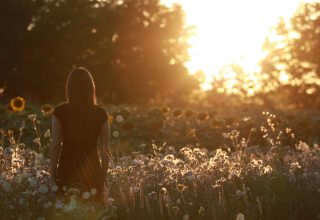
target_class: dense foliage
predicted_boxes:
[259,2,320,108]
[0,0,197,103]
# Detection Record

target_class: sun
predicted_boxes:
[161,0,306,91]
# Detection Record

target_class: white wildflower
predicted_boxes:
[28,114,37,121]
[222,132,230,139]
[68,188,80,195]
[43,201,53,209]
[290,162,302,170]
[82,191,91,200]
[116,115,123,122]
[44,129,51,138]
[108,197,115,203]
[33,137,41,146]
[63,197,77,213]
[91,188,97,196]
[28,177,37,187]
[133,159,144,166]
[183,214,189,220]
[38,184,48,194]
[236,213,245,220]
[113,131,119,138]
[36,217,45,220]
[54,200,64,209]
[1,181,13,193]
[14,173,23,184]
[51,184,59,192]
[296,141,309,152]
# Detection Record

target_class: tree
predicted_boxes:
[0,0,198,103]
[260,2,320,108]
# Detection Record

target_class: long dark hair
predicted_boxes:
[66,67,97,107]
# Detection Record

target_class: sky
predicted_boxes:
[161,0,312,90]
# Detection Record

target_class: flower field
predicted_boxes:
[0,99,320,219]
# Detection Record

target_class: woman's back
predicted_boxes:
[53,102,108,196]
[53,102,108,151]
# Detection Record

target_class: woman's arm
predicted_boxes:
[50,115,62,182]
[99,121,111,181]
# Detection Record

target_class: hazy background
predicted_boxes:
[1,0,320,109]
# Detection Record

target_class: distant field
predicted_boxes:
[0,100,320,219]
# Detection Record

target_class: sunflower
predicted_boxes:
[184,109,194,118]
[197,112,209,121]
[9,97,26,112]
[41,104,54,116]
[173,109,182,118]
[161,107,170,114]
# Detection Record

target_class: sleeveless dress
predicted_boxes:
[53,102,108,201]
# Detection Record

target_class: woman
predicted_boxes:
[50,67,111,203]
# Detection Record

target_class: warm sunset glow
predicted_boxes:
[161,0,310,91]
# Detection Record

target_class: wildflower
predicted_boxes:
[4,147,13,157]
[37,217,45,220]
[183,214,189,220]
[51,184,59,192]
[28,177,37,187]
[38,184,48,194]
[43,201,53,209]
[68,188,80,195]
[199,206,205,214]
[28,114,37,121]
[197,112,209,121]
[54,200,64,209]
[173,109,182,118]
[262,165,273,174]
[108,115,114,124]
[116,115,124,122]
[233,187,243,196]
[161,107,170,114]
[63,197,77,213]
[290,162,301,170]
[113,131,119,138]
[41,104,54,116]
[147,191,157,199]
[236,213,245,220]
[176,184,187,192]
[33,137,41,146]
[133,159,144,166]
[82,191,91,199]
[177,198,181,204]
[14,174,23,184]
[184,109,194,118]
[1,181,13,193]
[171,206,180,215]
[222,132,230,139]
[91,188,97,196]
[44,129,51,138]
[108,197,115,203]
[296,141,309,152]
[9,97,26,112]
